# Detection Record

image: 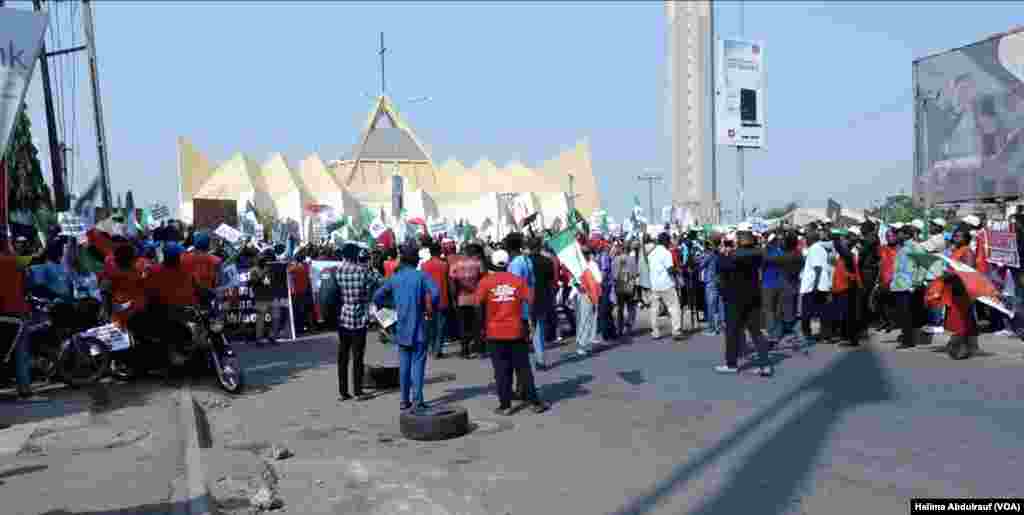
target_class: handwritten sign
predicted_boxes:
[988,222,1019,268]
[58,212,87,237]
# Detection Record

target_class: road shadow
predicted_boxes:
[38,495,210,515]
[539,373,594,405]
[608,347,896,515]
[0,376,169,431]
[222,335,340,396]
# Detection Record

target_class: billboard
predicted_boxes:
[193,198,238,230]
[716,38,766,148]
[914,28,1024,204]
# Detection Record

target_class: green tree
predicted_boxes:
[5,105,53,215]
[762,201,799,220]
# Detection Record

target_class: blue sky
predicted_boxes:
[12,0,1021,221]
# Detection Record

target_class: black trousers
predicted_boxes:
[457,306,479,356]
[725,299,770,369]
[859,268,879,328]
[800,292,831,339]
[489,341,539,409]
[337,327,367,396]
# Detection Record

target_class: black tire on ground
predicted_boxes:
[363,365,400,390]
[399,405,470,441]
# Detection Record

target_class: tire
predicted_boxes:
[59,336,111,387]
[211,335,245,394]
[363,364,400,390]
[399,404,470,441]
[109,358,137,381]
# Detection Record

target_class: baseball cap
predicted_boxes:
[963,215,981,227]
[930,218,946,227]
[491,249,510,267]
[737,222,753,232]
[911,219,925,231]
[892,222,905,229]
[163,242,184,261]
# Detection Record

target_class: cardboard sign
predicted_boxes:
[58,212,87,237]
[214,223,243,244]
[988,222,1019,268]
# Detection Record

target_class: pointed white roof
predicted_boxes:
[196,152,260,199]
[343,95,435,187]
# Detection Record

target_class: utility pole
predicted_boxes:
[709,0,718,224]
[379,32,387,96]
[83,0,113,210]
[637,170,663,225]
[32,0,69,211]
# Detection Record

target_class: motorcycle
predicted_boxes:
[0,296,112,388]
[106,294,245,394]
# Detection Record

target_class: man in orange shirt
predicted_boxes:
[475,250,548,415]
[421,242,451,359]
[99,244,147,331]
[142,243,199,367]
[0,228,37,398]
[181,231,222,291]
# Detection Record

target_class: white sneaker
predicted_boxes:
[995,329,1015,337]
[714,365,739,374]
[576,349,589,357]
[922,325,944,335]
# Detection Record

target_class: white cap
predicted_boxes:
[767,233,777,243]
[892,222,905,229]
[849,226,862,236]
[963,215,981,227]
[911,219,925,230]
[931,218,946,227]
[491,249,510,267]
[737,222,753,232]
[418,247,431,261]
[725,232,737,241]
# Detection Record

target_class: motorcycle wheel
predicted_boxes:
[211,335,245,394]
[109,358,137,381]
[59,336,111,387]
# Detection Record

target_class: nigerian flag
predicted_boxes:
[546,228,600,306]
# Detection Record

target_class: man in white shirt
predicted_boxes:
[648,233,682,340]
[799,226,834,343]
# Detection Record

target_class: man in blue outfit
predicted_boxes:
[373,243,441,412]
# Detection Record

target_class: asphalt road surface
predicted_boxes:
[190,323,1024,515]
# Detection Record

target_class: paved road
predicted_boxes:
[0,378,198,515]
[192,323,1024,515]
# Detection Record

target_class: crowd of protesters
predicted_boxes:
[4,209,1019,411]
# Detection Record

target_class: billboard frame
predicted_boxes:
[912,26,1024,208]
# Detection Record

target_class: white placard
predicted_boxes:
[58,212,86,237]
[81,323,131,352]
[371,306,397,329]
[214,223,243,244]
[716,38,766,148]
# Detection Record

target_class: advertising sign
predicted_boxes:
[914,28,1024,204]
[716,38,766,148]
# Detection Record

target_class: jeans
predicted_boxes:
[615,293,637,335]
[11,315,42,389]
[490,340,539,408]
[762,287,783,338]
[598,290,617,340]
[576,293,597,352]
[397,342,428,405]
[337,327,367,396]
[705,284,723,333]
[427,309,448,355]
[531,316,547,365]
[649,288,682,337]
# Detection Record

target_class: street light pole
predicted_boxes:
[637,169,663,225]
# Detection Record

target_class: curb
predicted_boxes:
[0,421,38,457]
[174,385,212,515]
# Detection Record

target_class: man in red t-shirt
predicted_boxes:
[475,249,548,415]
[421,242,451,359]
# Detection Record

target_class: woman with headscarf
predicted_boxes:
[928,225,978,358]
